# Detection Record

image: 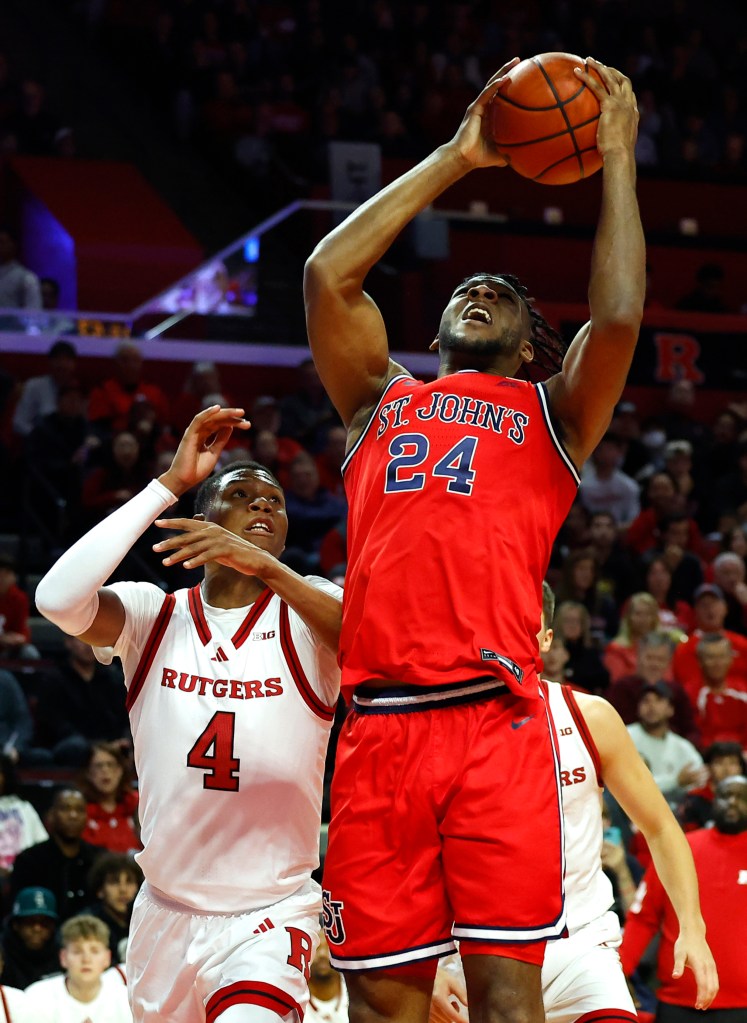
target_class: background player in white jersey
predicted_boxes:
[431,584,718,1023]
[36,406,343,1023]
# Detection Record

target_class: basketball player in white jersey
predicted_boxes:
[36,405,343,1023]
[430,584,718,1023]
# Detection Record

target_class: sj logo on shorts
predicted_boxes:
[322,889,347,945]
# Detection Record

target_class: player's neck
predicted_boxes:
[309,974,342,1002]
[201,570,266,610]
[66,974,102,1003]
[437,352,520,378]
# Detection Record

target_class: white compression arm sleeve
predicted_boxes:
[35,479,178,636]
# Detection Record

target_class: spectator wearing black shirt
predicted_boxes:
[10,787,102,923]
[35,635,129,766]
[0,886,60,989]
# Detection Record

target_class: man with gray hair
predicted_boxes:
[607,631,699,743]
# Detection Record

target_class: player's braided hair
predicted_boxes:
[194,461,283,517]
[458,272,569,376]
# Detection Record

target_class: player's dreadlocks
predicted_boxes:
[457,272,569,376]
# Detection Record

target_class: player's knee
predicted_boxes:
[346,968,434,1023]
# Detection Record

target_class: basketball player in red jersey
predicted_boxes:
[36,406,343,1022]
[304,57,644,1023]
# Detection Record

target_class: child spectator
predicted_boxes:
[84,853,143,964]
[25,914,131,1021]
[79,742,140,855]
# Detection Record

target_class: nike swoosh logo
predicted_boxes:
[511,715,535,730]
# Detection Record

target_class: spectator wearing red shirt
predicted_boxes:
[626,472,706,559]
[692,634,747,752]
[0,554,38,660]
[620,776,747,1017]
[78,742,140,855]
[87,341,169,435]
[672,585,747,700]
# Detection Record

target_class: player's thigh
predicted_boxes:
[323,710,454,967]
[543,942,637,1023]
[462,954,544,1023]
[345,964,436,1023]
[200,884,321,1021]
[442,692,565,943]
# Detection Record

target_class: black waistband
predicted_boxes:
[352,677,508,714]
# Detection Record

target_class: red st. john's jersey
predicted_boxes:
[340,371,579,699]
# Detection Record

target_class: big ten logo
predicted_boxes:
[653,333,705,384]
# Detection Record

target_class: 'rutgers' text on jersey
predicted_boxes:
[341,373,579,698]
[96,578,340,913]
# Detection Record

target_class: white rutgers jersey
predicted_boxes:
[541,680,614,934]
[96,578,341,913]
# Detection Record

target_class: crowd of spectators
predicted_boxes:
[3,1,745,220]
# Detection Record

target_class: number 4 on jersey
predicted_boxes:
[187,711,240,791]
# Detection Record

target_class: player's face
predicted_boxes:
[712,777,747,834]
[436,276,532,362]
[60,939,111,984]
[210,470,288,556]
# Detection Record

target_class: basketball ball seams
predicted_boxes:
[487,51,604,185]
[492,113,601,149]
[533,146,600,182]
[535,58,584,177]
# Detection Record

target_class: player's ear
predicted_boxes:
[539,627,553,653]
[519,339,534,364]
[428,337,439,352]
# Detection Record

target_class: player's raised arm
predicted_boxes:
[578,693,719,1010]
[545,58,645,467]
[35,406,250,649]
[303,60,519,428]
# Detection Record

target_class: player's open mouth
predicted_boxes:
[245,519,273,535]
[462,304,492,324]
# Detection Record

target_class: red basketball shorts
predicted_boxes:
[322,678,566,972]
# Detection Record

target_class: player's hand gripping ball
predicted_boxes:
[489,53,606,185]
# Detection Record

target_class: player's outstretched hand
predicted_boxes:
[448,58,520,170]
[153,518,272,576]
[159,406,250,498]
[573,57,638,159]
[672,929,719,1010]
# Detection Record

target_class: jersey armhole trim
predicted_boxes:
[279,602,336,721]
[341,373,415,475]
[535,382,581,486]
[126,593,176,712]
[0,985,9,1022]
[562,686,603,786]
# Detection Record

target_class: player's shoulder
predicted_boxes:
[302,575,343,601]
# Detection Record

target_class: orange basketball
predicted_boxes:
[488,53,605,185]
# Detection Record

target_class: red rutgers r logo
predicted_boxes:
[322,889,347,945]
[652,333,705,384]
[286,927,313,980]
